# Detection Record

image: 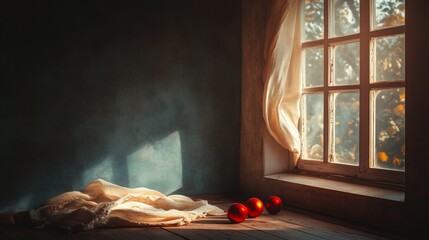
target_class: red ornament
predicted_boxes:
[227,203,248,223]
[265,195,283,214]
[245,197,264,218]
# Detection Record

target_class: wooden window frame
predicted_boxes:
[298,0,405,187]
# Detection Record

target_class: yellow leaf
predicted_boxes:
[393,157,401,166]
[378,152,389,162]
[394,103,405,117]
[399,92,405,102]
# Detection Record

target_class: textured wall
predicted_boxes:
[240,0,268,194]
[0,0,241,212]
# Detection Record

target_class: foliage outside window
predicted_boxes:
[300,0,405,184]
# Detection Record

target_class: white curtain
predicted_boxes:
[263,0,301,165]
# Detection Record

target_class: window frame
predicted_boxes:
[298,0,405,186]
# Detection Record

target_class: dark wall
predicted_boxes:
[405,1,429,237]
[0,0,241,212]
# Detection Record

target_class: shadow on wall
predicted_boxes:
[0,0,241,212]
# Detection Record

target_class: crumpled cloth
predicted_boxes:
[29,179,225,231]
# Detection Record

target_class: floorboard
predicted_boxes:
[0,195,401,240]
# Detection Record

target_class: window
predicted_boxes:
[300,0,405,185]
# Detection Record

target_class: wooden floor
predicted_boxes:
[0,195,401,240]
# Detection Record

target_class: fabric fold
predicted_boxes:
[30,179,225,231]
[262,0,302,165]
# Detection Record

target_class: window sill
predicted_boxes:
[265,173,404,202]
[257,173,405,237]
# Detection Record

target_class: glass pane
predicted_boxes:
[331,0,360,37]
[302,93,324,160]
[304,47,324,87]
[332,41,360,86]
[303,0,324,41]
[373,34,405,82]
[372,88,405,171]
[331,91,359,165]
[373,0,405,30]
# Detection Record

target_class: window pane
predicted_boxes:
[302,93,324,160]
[332,41,360,86]
[372,88,405,171]
[303,0,324,41]
[304,47,324,87]
[331,0,360,37]
[373,34,405,82]
[331,91,359,165]
[373,0,405,30]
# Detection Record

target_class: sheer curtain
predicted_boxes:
[263,0,301,165]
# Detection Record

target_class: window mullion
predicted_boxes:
[360,0,370,173]
[369,25,405,38]
[323,0,330,164]
[369,81,406,90]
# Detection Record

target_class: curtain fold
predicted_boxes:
[263,0,301,165]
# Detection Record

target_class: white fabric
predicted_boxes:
[30,179,225,231]
[263,0,302,165]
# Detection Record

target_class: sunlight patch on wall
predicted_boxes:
[263,129,290,175]
[83,156,114,184]
[127,131,182,195]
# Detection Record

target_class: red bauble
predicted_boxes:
[227,203,248,223]
[265,196,283,214]
[245,197,264,218]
